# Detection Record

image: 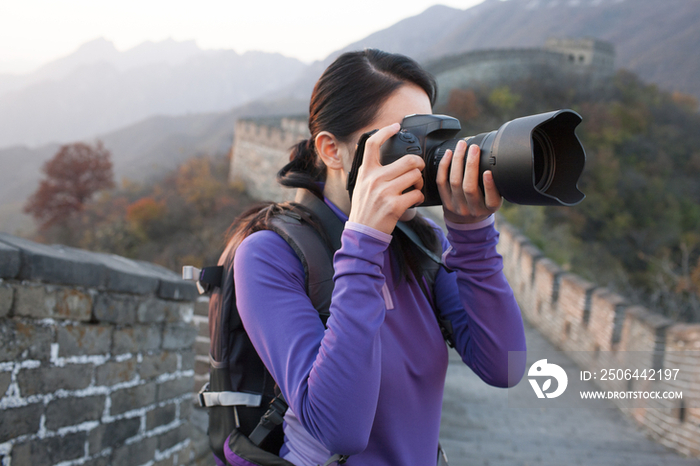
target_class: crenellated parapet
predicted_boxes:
[497,217,700,459]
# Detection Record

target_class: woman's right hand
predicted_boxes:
[348,123,426,235]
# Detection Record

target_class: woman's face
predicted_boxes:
[340,83,433,173]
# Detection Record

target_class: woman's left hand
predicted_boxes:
[437,140,503,224]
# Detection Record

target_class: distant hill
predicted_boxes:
[0,38,307,147]
[286,0,700,103]
[0,97,306,234]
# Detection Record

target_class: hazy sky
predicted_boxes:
[0,0,486,74]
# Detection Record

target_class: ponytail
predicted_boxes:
[277,138,325,198]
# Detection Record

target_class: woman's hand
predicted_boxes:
[348,123,426,235]
[437,140,502,224]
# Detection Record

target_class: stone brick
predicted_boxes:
[0,240,20,279]
[158,423,191,451]
[181,350,196,371]
[140,351,178,380]
[94,293,137,324]
[0,403,43,443]
[57,323,112,357]
[110,382,156,415]
[17,364,93,396]
[146,403,177,430]
[80,455,111,466]
[56,287,93,321]
[12,431,87,464]
[179,399,194,421]
[0,282,13,318]
[165,301,194,323]
[0,371,11,398]
[45,395,106,430]
[13,283,56,318]
[162,323,197,350]
[88,417,140,454]
[111,436,158,466]
[158,377,194,402]
[95,358,138,386]
[113,325,162,354]
[0,319,53,362]
[137,298,168,323]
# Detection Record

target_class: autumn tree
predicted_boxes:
[24,141,115,232]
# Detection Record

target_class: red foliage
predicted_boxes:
[24,141,115,231]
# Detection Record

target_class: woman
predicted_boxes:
[231,49,527,465]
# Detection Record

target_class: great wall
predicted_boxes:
[2,38,698,465]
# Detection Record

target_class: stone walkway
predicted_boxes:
[439,320,700,466]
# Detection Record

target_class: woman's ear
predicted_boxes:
[315,131,346,170]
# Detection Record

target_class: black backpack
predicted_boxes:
[187,188,451,466]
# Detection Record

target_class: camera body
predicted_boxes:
[378,110,586,207]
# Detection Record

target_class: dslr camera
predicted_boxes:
[350,109,586,207]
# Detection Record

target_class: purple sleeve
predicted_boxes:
[432,217,527,387]
[233,227,390,455]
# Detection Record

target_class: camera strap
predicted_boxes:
[346,129,378,200]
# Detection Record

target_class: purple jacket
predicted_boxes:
[233,202,526,466]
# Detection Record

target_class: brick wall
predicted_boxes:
[497,218,700,458]
[0,233,209,466]
[228,117,309,202]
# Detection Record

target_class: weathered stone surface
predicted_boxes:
[0,282,13,317]
[0,233,106,287]
[0,319,53,362]
[137,298,168,323]
[110,382,156,415]
[45,395,106,430]
[112,325,161,354]
[0,371,11,398]
[88,417,140,455]
[56,323,111,357]
[12,431,87,464]
[13,283,56,318]
[13,285,92,321]
[95,359,137,386]
[0,403,44,443]
[157,377,194,402]
[135,261,197,302]
[146,403,177,430]
[91,251,160,295]
[0,240,20,279]
[17,364,93,396]
[181,350,196,371]
[111,436,158,466]
[158,423,191,451]
[140,352,178,380]
[56,287,93,321]
[94,293,137,324]
[166,301,194,323]
[79,455,111,466]
[162,322,197,350]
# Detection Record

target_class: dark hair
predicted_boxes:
[276,49,441,283]
[277,48,437,197]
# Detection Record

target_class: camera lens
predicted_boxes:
[532,128,556,193]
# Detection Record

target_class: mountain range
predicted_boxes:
[1,0,699,233]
